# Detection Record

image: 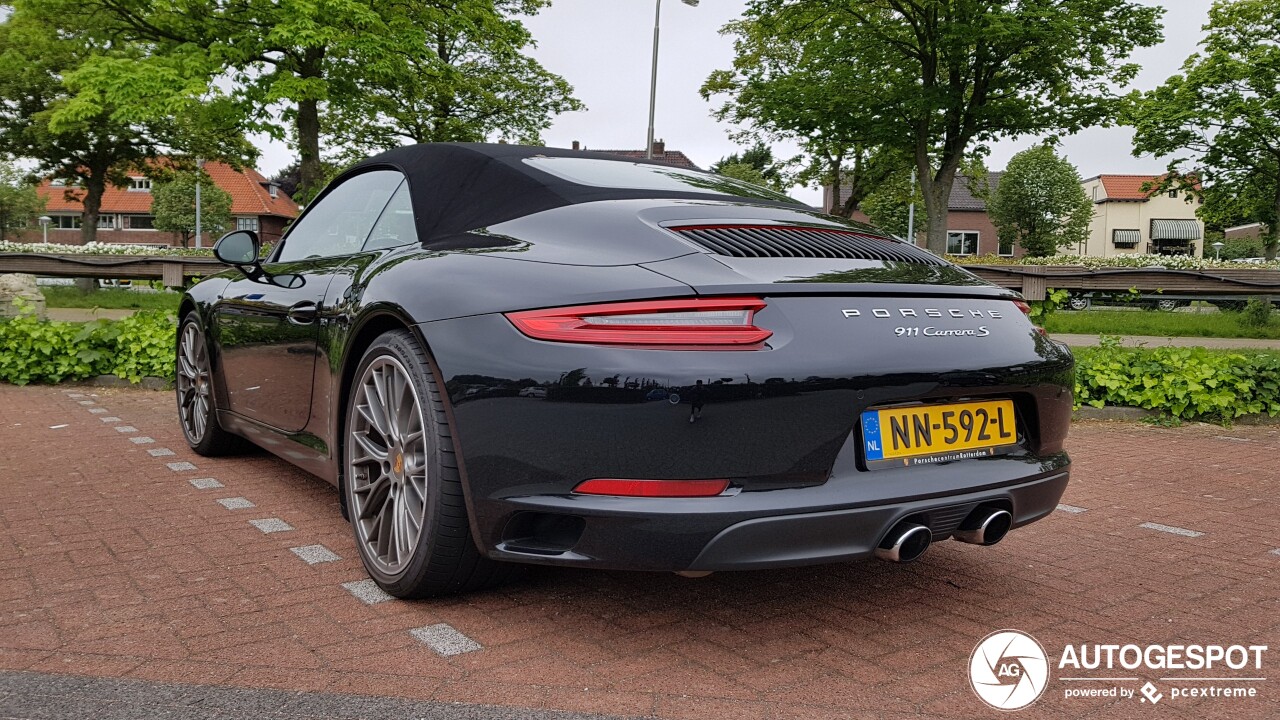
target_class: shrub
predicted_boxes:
[1074,337,1280,422]
[0,305,175,385]
[1241,296,1275,328]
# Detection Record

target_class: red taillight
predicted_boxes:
[505,297,772,347]
[1012,298,1048,336]
[573,478,730,498]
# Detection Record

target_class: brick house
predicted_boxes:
[573,140,703,170]
[25,161,299,247]
[825,172,1018,257]
[1078,174,1204,257]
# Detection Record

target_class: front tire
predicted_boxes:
[176,314,248,456]
[344,330,516,598]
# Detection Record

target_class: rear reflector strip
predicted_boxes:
[505,298,772,346]
[573,478,730,498]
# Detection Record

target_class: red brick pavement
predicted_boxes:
[1,384,1277,719]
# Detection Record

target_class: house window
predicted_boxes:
[1091,186,1097,201]
[236,217,260,232]
[128,177,152,192]
[97,215,115,230]
[946,231,979,256]
[123,215,155,230]
[1168,190,1178,199]
[998,236,1015,256]
[1113,229,1141,248]
[52,215,80,229]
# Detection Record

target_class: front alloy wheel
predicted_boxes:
[175,314,246,456]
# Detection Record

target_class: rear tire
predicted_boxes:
[344,329,519,598]
[175,314,250,456]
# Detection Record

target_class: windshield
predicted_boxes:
[523,156,797,204]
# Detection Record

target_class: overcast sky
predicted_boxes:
[256,0,1214,206]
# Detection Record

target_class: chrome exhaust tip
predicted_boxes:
[874,522,932,563]
[954,507,1013,546]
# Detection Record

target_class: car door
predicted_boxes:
[213,169,405,432]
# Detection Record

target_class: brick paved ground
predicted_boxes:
[1,384,1277,720]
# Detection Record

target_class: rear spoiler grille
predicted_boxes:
[671,225,947,265]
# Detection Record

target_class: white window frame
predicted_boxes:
[997,236,1015,257]
[96,214,116,230]
[947,230,979,256]
[236,216,260,232]
[128,177,152,192]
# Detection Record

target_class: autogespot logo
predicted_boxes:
[969,629,1051,711]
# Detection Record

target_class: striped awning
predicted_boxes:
[1112,229,1141,246]
[1150,219,1201,241]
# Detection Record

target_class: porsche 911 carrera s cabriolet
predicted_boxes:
[177,143,1073,597]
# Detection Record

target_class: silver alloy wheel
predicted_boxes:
[176,322,212,444]
[348,355,429,576]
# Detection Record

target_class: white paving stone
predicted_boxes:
[342,579,393,605]
[67,393,85,398]
[77,400,95,406]
[1270,548,1280,557]
[147,448,176,457]
[1139,522,1203,538]
[290,545,340,564]
[1055,504,1088,514]
[129,436,155,444]
[166,461,197,472]
[249,518,293,533]
[88,408,107,414]
[101,417,122,423]
[410,624,481,656]
[114,425,138,433]
[188,477,224,489]
[216,497,255,510]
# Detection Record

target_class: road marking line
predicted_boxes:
[147,448,176,457]
[189,478,224,489]
[166,461,197,472]
[129,436,155,444]
[114,425,138,433]
[290,545,340,564]
[216,497,255,510]
[1140,522,1203,538]
[248,518,293,533]
[342,579,393,605]
[1056,504,1088,514]
[411,624,482,656]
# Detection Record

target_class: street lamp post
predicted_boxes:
[194,159,205,249]
[38,215,51,243]
[646,0,699,159]
[1212,241,1225,260]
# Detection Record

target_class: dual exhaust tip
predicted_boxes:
[874,506,1012,563]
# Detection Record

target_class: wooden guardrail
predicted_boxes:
[964,265,1280,301]
[0,253,225,288]
[3,253,1280,299]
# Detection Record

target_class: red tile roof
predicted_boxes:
[591,149,702,170]
[37,161,299,219]
[1094,174,1202,202]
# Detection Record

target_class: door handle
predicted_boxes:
[287,301,318,325]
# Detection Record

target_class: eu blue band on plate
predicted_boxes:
[861,410,884,461]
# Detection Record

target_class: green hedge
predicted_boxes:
[1074,337,1280,421]
[0,308,175,385]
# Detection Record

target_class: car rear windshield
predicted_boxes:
[522,156,797,204]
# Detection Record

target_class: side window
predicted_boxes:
[275,170,403,262]
[362,181,417,251]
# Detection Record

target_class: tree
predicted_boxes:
[711,143,787,191]
[861,167,928,240]
[324,0,582,155]
[988,145,1093,257]
[0,162,45,242]
[707,0,1162,253]
[151,170,233,248]
[1130,0,1280,260]
[0,14,160,245]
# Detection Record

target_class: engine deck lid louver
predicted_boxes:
[670,224,947,266]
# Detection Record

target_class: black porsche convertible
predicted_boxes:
[177,143,1073,598]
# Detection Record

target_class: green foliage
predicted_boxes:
[0,305,175,385]
[711,143,788,191]
[1028,288,1071,322]
[948,252,1280,269]
[1074,337,1280,422]
[861,166,928,239]
[989,144,1093,257]
[1045,308,1280,340]
[1241,297,1276,328]
[705,0,1163,253]
[0,161,45,241]
[41,287,181,311]
[151,170,233,248]
[1129,0,1280,260]
[0,240,213,256]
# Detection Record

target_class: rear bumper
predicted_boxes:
[484,454,1070,571]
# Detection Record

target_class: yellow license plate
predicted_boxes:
[861,399,1017,466]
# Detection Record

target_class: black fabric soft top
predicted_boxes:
[342,143,805,245]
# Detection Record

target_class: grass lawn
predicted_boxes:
[1044,309,1280,339]
[41,286,182,311]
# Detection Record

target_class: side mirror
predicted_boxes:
[214,230,261,266]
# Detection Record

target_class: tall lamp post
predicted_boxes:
[646,0,699,159]
[38,215,51,243]
[1212,241,1224,260]
[194,159,205,249]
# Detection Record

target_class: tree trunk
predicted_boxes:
[1267,182,1280,261]
[79,174,106,246]
[920,159,959,254]
[295,48,326,201]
